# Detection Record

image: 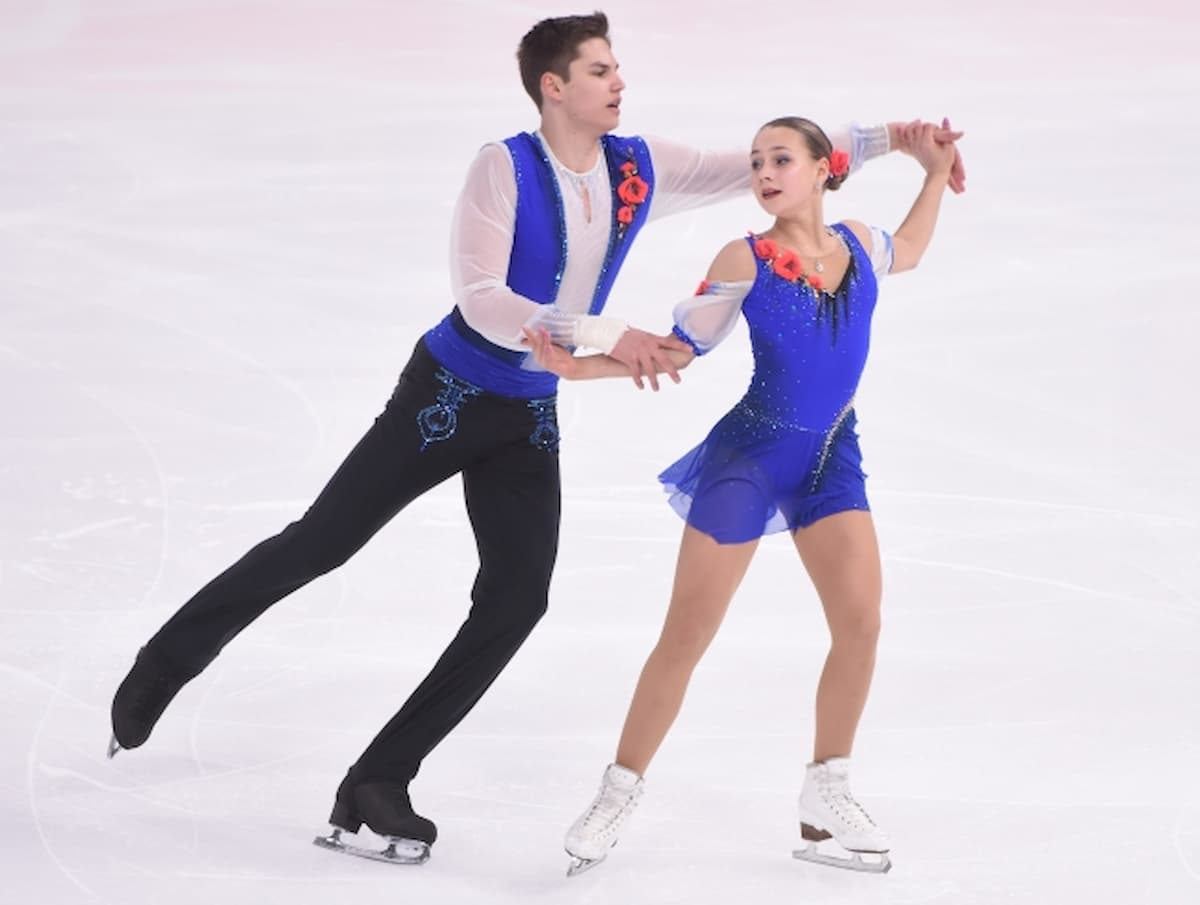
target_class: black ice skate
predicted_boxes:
[313,778,438,865]
[108,646,189,758]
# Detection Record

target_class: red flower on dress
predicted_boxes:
[620,161,636,176]
[753,237,779,260]
[617,205,634,225]
[773,250,804,281]
[695,279,712,295]
[749,232,835,297]
[828,149,850,178]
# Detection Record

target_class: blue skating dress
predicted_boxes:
[662,223,892,544]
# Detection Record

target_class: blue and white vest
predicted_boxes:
[423,132,655,398]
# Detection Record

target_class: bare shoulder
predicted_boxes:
[706,237,757,283]
[838,219,872,250]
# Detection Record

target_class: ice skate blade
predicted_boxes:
[106,735,121,759]
[313,828,430,865]
[792,843,891,874]
[566,854,605,877]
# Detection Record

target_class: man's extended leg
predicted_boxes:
[112,342,472,750]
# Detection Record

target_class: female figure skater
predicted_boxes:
[525,116,958,874]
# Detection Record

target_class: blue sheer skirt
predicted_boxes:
[659,405,869,544]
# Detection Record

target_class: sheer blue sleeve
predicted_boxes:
[865,225,894,278]
[671,280,754,355]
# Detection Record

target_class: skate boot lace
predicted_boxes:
[581,783,641,842]
[819,778,877,833]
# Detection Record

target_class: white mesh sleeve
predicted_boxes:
[449,144,546,350]
[671,280,754,355]
[644,123,890,222]
[642,137,750,221]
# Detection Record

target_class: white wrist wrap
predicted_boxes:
[572,315,629,354]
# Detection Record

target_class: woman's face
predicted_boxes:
[750,126,827,213]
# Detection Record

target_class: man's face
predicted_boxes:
[556,37,625,132]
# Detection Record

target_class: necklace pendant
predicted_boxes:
[814,261,824,273]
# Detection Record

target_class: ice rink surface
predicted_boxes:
[3,1,1199,902]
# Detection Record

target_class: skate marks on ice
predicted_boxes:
[793,825,892,875]
[313,827,430,865]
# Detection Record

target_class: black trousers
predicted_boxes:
[147,339,561,785]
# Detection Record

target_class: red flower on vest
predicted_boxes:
[614,150,650,240]
[617,175,649,206]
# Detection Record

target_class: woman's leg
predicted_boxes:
[614,525,759,775]
[791,510,882,761]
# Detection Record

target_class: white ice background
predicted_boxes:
[2,1,1199,903]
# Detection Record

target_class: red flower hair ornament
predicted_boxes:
[827,149,850,179]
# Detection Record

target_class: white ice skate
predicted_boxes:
[792,757,892,874]
[564,763,644,876]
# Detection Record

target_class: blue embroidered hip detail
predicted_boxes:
[526,396,559,453]
[417,368,483,451]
